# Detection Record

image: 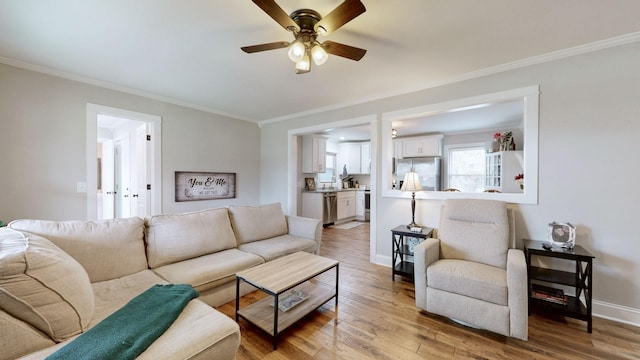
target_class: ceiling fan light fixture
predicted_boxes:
[287,40,306,63]
[316,25,327,35]
[311,44,328,66]
[295,51,311,74]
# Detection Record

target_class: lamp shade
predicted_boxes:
[400,172,422,192]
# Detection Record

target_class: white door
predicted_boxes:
[133,123,150,217]
[88,104,162,221]
[114,138,131,218]
[101,140,115,219]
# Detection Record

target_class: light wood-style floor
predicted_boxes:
[217,222,640,359]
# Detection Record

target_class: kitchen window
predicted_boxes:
[446,145,486,192]
[318,153,336,184]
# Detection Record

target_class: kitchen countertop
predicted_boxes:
[305,188,367,193]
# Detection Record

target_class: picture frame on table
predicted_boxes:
[305,177,316,191]
[547,222,576,249]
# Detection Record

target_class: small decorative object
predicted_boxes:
[305,177,316,191]
[272,289,309,312]
[407,236,421,253]
[401,171,422,229]
[493,131,513,151]
[514,173,524,190]
[175,172,236,201]
[547,222,576,249]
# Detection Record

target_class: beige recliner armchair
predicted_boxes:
[414,198,528,340]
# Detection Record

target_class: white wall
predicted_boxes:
[260,41,640,323]
[0,63,261,221]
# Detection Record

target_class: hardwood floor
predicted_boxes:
[217,222,640,359]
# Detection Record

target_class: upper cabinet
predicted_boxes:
[302,135,327,173]
[337,141,370,175]
[394,134,443,158]
[485,151,523,193]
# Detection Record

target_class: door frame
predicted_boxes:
[86,103,162,220]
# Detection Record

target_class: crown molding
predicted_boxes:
[259,31,640,125]
[3,31,640,126]
[0,55,253,123]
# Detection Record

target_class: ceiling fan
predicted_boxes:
[241,0,367,74]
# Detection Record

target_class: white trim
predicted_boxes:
[593,300,640,328]
[0,56,251,123]
[2,32,640,124]
[288,114,378,263]
[380,86,539,205]
[86,104,162,220]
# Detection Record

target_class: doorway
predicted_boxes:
[86,104,162,220]
[287,114,377,263]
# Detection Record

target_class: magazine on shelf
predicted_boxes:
[272,289,309,312]
[531,284,567,305]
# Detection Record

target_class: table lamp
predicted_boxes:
[400,171,422,229]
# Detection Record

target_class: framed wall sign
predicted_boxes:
[175,172,236,202]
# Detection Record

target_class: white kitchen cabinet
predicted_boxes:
[394,135,443,158]
[337,191,356,221]
[355,190,365,220]
[360,142,370,174]
[337,142,370,174]
[485,151,523,193]
[302,135,327,173]
[301,192,323,220]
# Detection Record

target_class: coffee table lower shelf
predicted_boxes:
[237,281,336,339]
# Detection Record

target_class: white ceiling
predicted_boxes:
[2,1,640,123]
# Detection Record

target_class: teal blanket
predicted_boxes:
[47,284,199,360]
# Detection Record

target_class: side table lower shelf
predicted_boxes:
[393,261,415,279]
[530,296,589,320]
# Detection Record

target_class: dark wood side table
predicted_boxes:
[391,225,434,282]
[524,239,595,333]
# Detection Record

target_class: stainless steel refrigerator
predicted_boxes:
[395,157,442,191]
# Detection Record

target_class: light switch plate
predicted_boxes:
[76,182,87,193]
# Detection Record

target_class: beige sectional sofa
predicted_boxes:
[1,203,322,360]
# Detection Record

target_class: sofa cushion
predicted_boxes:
[237,235,317,262]
[8,217,147,282]
[0,228,94,342]
[152,249,264,293]
[21,269,240,360]
[145,208,237,268]
[438,199,509,268]
[228,203,288,244]
[427,259,508,306]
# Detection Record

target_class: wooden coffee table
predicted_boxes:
[235,251,339,350]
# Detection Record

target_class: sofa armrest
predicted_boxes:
[286,215,322,255]
[507,248,528,340]
[414,237,440,310]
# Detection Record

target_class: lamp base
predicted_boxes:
[406,222,420,229]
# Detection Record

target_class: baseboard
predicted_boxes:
[593,300,640,327]
[373,255,640,328]
[376,254,392,268]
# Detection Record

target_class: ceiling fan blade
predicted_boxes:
[241,41,290,53]
[315,0,366,35]
[322,41,367,61]
[252,0,300,32]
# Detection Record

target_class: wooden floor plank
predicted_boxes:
[217,222,640,359]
